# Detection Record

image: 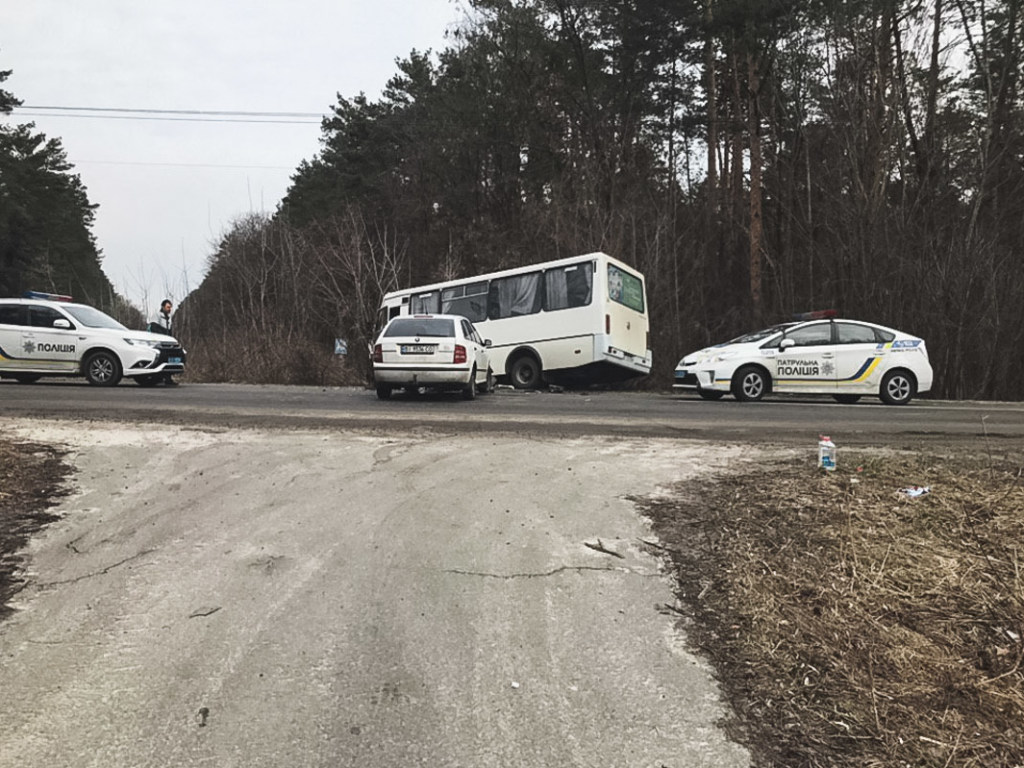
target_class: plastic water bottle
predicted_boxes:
[818,436,836,471]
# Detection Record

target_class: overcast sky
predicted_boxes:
[2,0,466,312]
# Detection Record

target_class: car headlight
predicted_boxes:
[124,338,161,348]
[710,351,737,363]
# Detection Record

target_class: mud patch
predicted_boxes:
[0,439,73,618]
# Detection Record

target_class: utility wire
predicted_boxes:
[11,105,324,124]
[77,159,296,170]
[14,112,320,125]
[20,104,324,118]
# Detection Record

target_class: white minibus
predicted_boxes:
[377,252,652,388]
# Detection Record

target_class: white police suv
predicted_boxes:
[674,311,933,405]
[0,292,186,387]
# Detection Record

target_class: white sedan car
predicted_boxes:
[674,314,933,405]
[372,314,494,400]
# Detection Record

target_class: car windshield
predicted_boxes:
[729,323,793,344]
[384,318,455,338]
[62,305,126,330]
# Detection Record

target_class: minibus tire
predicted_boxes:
[509,355,542,390]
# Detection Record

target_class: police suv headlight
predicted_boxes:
[124,338,161,348]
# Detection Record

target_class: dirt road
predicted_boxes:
[0,419,749,767]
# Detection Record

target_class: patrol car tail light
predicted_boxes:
[372,344,383,363]
[453,345,467,364]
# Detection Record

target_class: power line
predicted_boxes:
[11,105,324,125]
[13,111,320,125]
[77,159,297,170]
[20,104,324,118]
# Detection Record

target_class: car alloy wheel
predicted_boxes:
[732,366,768,402]
[880,370,915,405]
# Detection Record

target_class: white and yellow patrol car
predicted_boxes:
[674,311,934,405]
[0,292,186,387]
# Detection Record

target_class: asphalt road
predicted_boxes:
[2,380,1023,445]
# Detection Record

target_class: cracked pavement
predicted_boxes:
[0,420,749,767]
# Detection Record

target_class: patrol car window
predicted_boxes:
[784,323,833,347]
[737,324,791,345]
[384,318,455,338]
[875,328,896,343]
[0,305,25,326]
[62,305,125,330]
[836,323,878,344]
[29,306,69,329]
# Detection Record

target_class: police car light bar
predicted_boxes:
[23,291,74,302]
[793,309,838,321]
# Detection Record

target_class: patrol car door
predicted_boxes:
[771,322,836,393]
[24,305,80,372]
[833,321,886,394]
[0,304,26,368]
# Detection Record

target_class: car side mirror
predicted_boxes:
[484,339,492,347]
[779,338,795,350]
[53,319,72,330]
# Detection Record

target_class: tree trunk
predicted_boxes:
[747,51,763,319]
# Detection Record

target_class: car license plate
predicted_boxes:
[401,345,434,354]
[169,357,182,364]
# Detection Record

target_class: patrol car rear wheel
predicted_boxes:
[880,369,916,406]
[732,366,769,402]
[376,384,393,400]
[84,351,122,387]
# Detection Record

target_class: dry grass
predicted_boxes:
[639,450,1024,767]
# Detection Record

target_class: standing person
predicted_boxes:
[149,299,173,335]
[147,299,178,386]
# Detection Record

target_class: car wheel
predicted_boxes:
[84,351,122,387]
[833,394,861,404]
[880,370,915,405]
[509,355,542,390]
[731,366,768,402]
[134,374,161,387]
[376,384,392,400]
[463,367,478,400]
[12,374,41,384]
[697,388,724,401]
[478,367,496,395]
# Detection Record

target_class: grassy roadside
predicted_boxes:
[638,448,1024,767]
